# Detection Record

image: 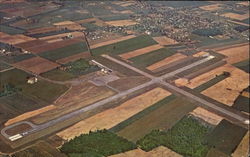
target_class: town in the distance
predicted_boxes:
[0,0,249,157]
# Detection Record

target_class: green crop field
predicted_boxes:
[205,120,247,155]
[233,59,249,73]
[232,95,249,113]
[0,61,11,71]
[0,68,68,103]
[1,53,35,64]
[0,25,25,35]
[92,35,157,56]
[39,42,88,61]
[137,116,211,157]
[129,48,176,68]
[41,69,75,81]
[0,94,46,124]
[115,96,196,142]
[60,129,136,157]
[194,73,229,92]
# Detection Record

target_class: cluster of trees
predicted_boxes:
[137,116,211,157]
[193,28,223,37]
[0,84,21,97]
[60,129,136,157]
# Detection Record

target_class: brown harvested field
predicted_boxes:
[221,12,249,20]
[119,44,163,60]
[190,107,223,125]
[38,31,84,41]
[26,38,82,54]
[56,52,90,64]
[183,64,242,89]
[27,26,60,35]
[4,105,56,126]
[227,19,249,27]
[237,1,249,6]
[56,87,171,140]
[199,4,222,11]
[31,82,115,124]
[75,18,97,24]
[0,0,25,3]
[14,56,60,74]
[90,35,136,49]
[0,32,10,38]
[232,131,249,157]
[105,20,138,27]
[5,123,32,136]
[201,65,249,106]
[53,21,76,25]
[14,39,47,50]
[0,34,35,45]
[193,51,209,57]
[109,146,182,157]
[146,53,187,71]
[215,44,249,64]
[108,76,150,91]
[241,91,249,98]
[153,36,178,46]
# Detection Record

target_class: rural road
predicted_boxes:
[1,54,248,140]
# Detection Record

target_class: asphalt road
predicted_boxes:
[1,54,248,140]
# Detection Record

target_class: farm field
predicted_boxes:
[0,62,12,71]
[38,42,88,61]
[91,35,157,56]
[199,4,222,11]
[116,96,196,142]
[232,95,249,113]
[152,36,178,46]
[105,20,138,26]
[232,131,249,157]
[221,12,249,21]
[1,53,35,64]
[57,87,171,140]
[146,53,187,71]
[205,120,247,155]
[201,66,249,106]
[31,82,115,124]
[0,25,25,35]
[0,68,68,103]
[41,69,75,81]
[110,146,182,157]
[233,59,249,73]
[128,48,176,69]
[0,34,35,45]
[14,56,60,74]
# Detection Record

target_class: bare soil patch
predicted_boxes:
[5,123,32,136]
[201,65,249,106]
[216,44,249,64]
[221,12,249,20]
[199,4,222,11]
[14,56,60,74]
[193,51,209,57]
[38,31,84,41]
[146,53,187,71]
[241,91,249,98]
[105,20,138,27]
[31,82,115,124]
[56,87,171,140]
[190,107,223,125]
[237,1,249,6]
[27,26,60,35]
[153,36,178,46]
[5,105,56,126]
[119,44,163,60]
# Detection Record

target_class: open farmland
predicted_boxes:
[119,44,163,60]
[105,20,138,26]
[233,59,249,73]
[205,120,247,155]
[57,87,170,140]
[0,34,35,45]
[0,68,68,103]
[232,95,249,113]
[115,96,196,142]
[201,66,249,106]
[216,44,249,64]
[91,35,157,56]
[153,36,178,46]
[128,48,177,69]
[31,82,115,124]
[0,25,24,35]
[110,146,182,157]
[38,42,88,61]
[232,131,249,157]
[41,69,75,81]
[146,53,187,72]
[221,12,249,20]
[199,4,222,11]
[14,56,60,74]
